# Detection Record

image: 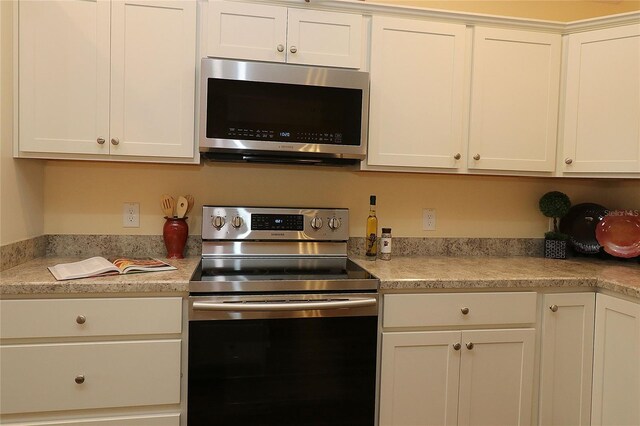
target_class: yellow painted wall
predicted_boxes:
[0,0,45,245]
[43,161,637,238]
[369,0,640,22]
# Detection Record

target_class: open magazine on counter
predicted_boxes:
[48,256,176,281]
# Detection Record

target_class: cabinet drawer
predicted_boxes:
[2,413,180,426]
[383,292,537,328]
[0,340,181,414]
[0,298,182,339]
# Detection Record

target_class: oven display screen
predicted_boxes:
[251,214,304,231]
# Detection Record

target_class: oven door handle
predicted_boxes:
[192,298,377,312]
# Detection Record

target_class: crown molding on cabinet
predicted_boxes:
[250,0,639,33]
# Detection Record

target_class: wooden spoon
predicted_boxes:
[161,194,175,218]
[176,196,189,218]
[185,194,195,216]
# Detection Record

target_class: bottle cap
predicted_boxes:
[370,195,376,205]
[382,228,391,233]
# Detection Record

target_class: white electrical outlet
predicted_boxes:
[123,202,140,228]
[423,208,436,231]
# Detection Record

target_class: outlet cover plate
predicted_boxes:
[123,202,140,228]
[423,208,436,231]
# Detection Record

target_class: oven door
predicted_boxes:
[187,293,378,426]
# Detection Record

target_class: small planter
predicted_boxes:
[544,239,567,259]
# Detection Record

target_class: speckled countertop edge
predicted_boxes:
[351,256,640,300]
[0,257,199,296]
[1,255,638,299]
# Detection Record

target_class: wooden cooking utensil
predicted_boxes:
[176,196,189,218]
[185,194,195,216]
[161,194,175,218]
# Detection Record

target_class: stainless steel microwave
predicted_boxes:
[199,57,369,166]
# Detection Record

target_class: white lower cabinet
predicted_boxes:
[538,292,595,426]
[591,293,640,426]
[379,292,536,426]
[0,297,182,425]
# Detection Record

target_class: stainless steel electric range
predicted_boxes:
[187,206,379,426]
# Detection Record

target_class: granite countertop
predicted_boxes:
[0,256,200,296]
[1,255,639,300]
[352,256,640,299]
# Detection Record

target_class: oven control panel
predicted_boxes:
[202,206,349,241]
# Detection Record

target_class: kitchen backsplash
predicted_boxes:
[2,235,546,271]
[348,237,543,257]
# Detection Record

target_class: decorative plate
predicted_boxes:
[595,213,640,258]
[559,203,608,254]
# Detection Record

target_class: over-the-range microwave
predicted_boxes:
[199,57,369,166]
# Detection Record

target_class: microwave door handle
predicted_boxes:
[192,298,376,312]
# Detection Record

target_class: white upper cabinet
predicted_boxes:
[17,0,197,162]
[18,0,110,155]
[207,1,287,63]
[468,27,561,172]
[367,17,466,169]
[110,0,196,158]
[560,24,640,174]
[207,0,362,68]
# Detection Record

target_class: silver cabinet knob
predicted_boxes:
[328,217,341,230]
[212,215,225,230]
[231,216,243,229]
[454,153,461,160]
[473,154,480,161]
[76,315,86,324]
[466,342,474,350]
[75,374,85,384]
[550,304,559,312]
[310,216,323,230]
[110,137,120,146]
[453,342,462,351]
[565,158,573,165]
[289,46,298,54]
[97,137,106,145]
[461,307,469,315]
[277,44,284,52]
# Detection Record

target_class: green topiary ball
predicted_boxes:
[539,191,571,219]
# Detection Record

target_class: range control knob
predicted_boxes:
[212,215,225,230]
[328,217,342,230]
[310,216,323,230]
[231,216,243,229]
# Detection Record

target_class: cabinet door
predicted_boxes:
[286,9,362,69]
[110,0,196,158]
[207,1,287,62]
[379,331,461,426]
[368,17,466,168]
[591,294,640,426]
[18,0,110,155]
[561,25,640,173]
[457,328,535,426]
[468,27,561,172]
[539,293,595,426]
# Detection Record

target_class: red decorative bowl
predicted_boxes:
[595,213,640,258]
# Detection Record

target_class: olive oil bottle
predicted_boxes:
[366,195,378,259]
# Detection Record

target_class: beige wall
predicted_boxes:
[0,0,45,245]
[43,161,638,238]
[369,0,640,22]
